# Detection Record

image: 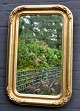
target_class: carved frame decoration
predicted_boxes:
[6,4,73,107]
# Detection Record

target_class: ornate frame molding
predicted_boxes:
[6,4,73,107]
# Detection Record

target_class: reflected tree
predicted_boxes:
[18,15,62,70]
[19,15,62,49]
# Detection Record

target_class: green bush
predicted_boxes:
[17,38,62,71]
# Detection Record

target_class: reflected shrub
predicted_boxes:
[17,38,62,71]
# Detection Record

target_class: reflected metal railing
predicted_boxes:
[16,67,62,94]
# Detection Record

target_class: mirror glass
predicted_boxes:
[16,15,63,95]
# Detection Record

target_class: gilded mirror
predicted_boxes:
[6,5,73,107]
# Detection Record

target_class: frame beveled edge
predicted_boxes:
[6,4,73,107]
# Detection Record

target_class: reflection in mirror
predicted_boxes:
[16,15,63,95]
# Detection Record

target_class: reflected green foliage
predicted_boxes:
[18,15,62,70]
[19,15,62,49]
[17,15,62,95]
[18,38,62,70]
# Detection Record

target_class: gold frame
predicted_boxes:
[6,4,73,107]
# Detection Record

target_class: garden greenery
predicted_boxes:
[17,38,62,71]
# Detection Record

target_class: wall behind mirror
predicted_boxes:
[1,0,80,110]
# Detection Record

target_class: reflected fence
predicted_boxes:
[16,67,62,93]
